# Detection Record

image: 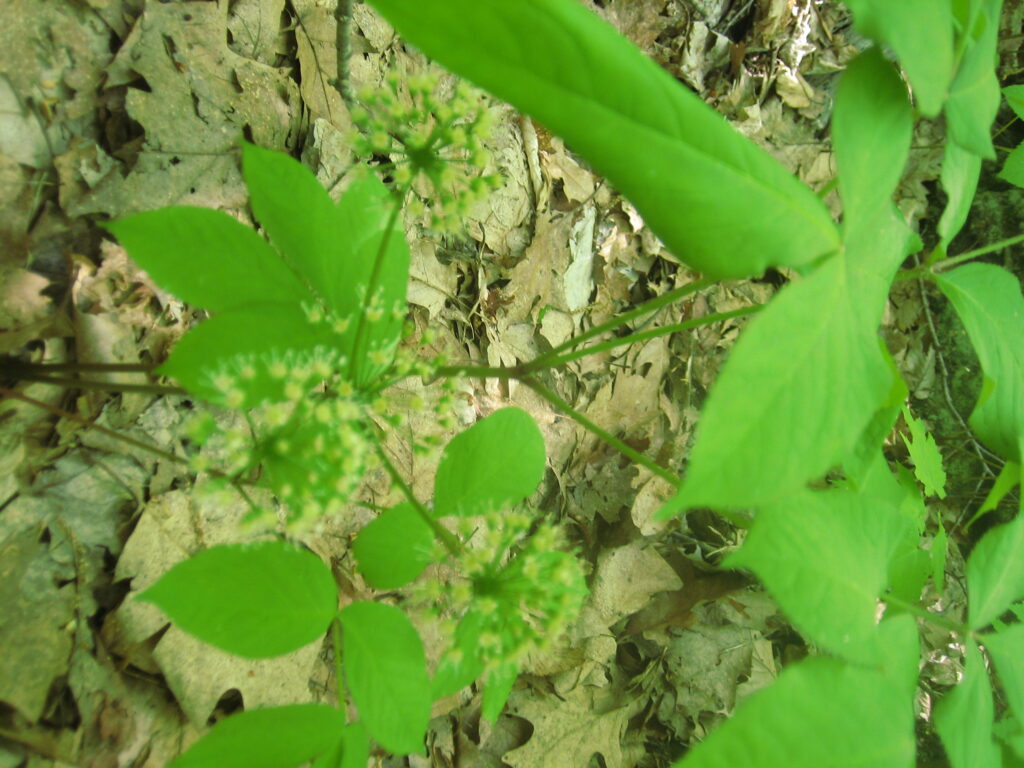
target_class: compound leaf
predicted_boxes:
[676,655,915,767]
[901,406,948,499]
[434,407,545,517]
[366,0,838,280]
[106,207,313,313]
[968,513,1024,629]
[170,704,344,768]
[352,503,436,590]
[934,641,1001,768]
[664,255,890,511]
[985,623,1024,724]
[841,0,954,117]
[139,541,337,658]
[241,142,409,386]
[936,263,1024,462]
[339,601,430,755]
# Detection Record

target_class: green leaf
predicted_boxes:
[664,255,891,511]
[937,140,982,251]
[431,612,486,699]
[968,513,1024,629]
[352,504,436,590]
[841,0,954,117]
[971,460,1022,527]
[481,662,519,723]
[105,207,313,313]
[934,641,1001,768]
[985,623,1024,723]
[365,0,839,280]
[1007,85,1024,120]
[159,303,345,407]
[901,406,947,498]
[170,704,345,768]
[1000,143,1024,188]
[241,142,409,386]
[936,263,1024,462]
[434,407,546,517]
[725,487,906,665]
[945,0,1002,159]
[932,521,949,596]
[676,656,915,767]
[139,541,337,658]
[310,722,370,768]
[832,48,913,227]
[339,601,430,755]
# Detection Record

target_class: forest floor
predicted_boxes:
[1,1,1023,766]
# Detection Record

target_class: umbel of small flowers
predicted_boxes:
[349,68,504,233]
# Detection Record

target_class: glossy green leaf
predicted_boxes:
[339,601,430,755]
[366,0,839,280]
[937,141,982,251]
[1000,143,1024,188]
[352,503,436,590]
[434,407,546,517]
[725,486,907,664]
[664,255,890,511]
[106,207,313,313]
[841,0,954,117]
[170,704,345,768]
[139,541,337,658]
[968,513,1024,629]
[241,142,409,386]
[901,406,947,498]
[936,263,1024,462]
[945,0,1002,159]
[985,623,1024,722]
[159,303,345,407]
[934,641,1001,768]
[833,48,913,227]
[676,656,915,767]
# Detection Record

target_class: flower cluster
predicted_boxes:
[350,68,504,233]
[424,510,588,676]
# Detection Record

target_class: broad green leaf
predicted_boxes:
[677,656,915,767]
[968,513,1024,629]
[339,601,430,755]
[481,662,519,722]
[936,263,1024,462]
[311,722,369,768]
[159,303,345,407]
[431,612,486,700]
[725,487,903,664]
[139,541,337,658]
[241,142,409,386]
[1000,143,1024,188]
[937,140,982,251]
[901,406,948,498]
[934,641,1001,768]
[841,0,954,117]
[985,623,1024,722]
[366,0,839,280]
[1007,85,1024,120]
[352,503,435,590]
[106,207,313,312]
[842,349,908,488]
[833,48,913,227]
[664,255,890,511]
[170,704,345,768]
[434,407,545,517]
[971,460,1022,527]
[945,0,1002,159]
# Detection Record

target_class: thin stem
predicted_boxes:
[372,441,464,556]
[333,0,355,104]
[9,372,186,396]
[0,385,188,466]
[525,277,713,372]
[331,616,348,717]
[349,191,406,386]
[433,364,518,380]
[535,305,762,370]
[931,232,1024,273]
[884,594,969,636]
[4,361,158,373]
[520,376,681,486]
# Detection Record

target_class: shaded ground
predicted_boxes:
[1,1,1023,766]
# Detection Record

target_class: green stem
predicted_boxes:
[524,277,713,372]
[433,364,517,380]
[372,441,464,556]
[931,232,1024,273]
[8,372,186,396]
[349,191,407,386]
[884,594,969,635]
[330,616,348,718]
[535,305,761,370]
[333,0,355,104]
[520,376,680,486]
